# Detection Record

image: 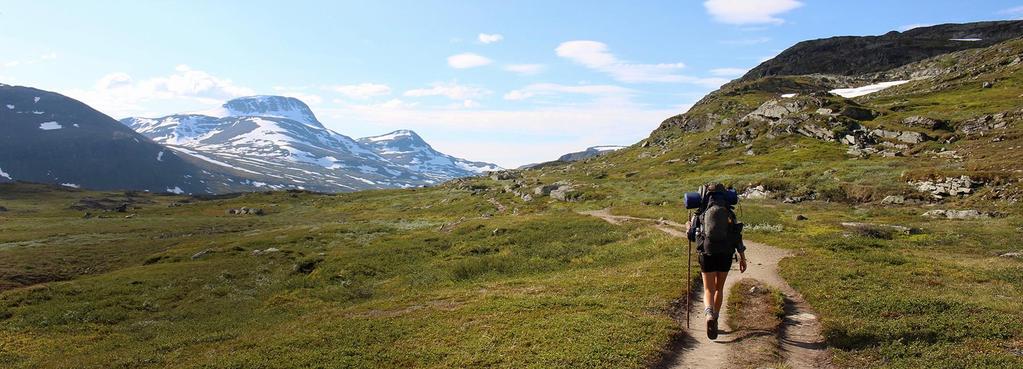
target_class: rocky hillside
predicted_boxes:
[741,20,1023,81]
[626,27,1023,207]
[0,84,234,194]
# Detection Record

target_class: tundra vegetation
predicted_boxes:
[3,34,1023,369]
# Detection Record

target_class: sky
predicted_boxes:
[2,0,1023,168]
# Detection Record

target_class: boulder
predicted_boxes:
[191,249,213,260]
[897,131,929,144]
[839,106,876,121]
[880,195,905,205]
[550,186,578,202]
[794,214,808,221]
[902,116,945,129]
[533,184,559,196]
[1000,252,1022,258]
[840,222,922,235]
[251,247,280,256]
[910,176,982,199]
[741,185,772,200]
[922,209,993,220]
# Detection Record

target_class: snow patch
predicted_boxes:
[949,38,982,42]
[73,123,79,127]
[31,111,44,115]
[0,167,11,180]
[781,93,798,98]
[5,104,13,110]
[39,121,63,130]
[166,186,185,194]
[33,97,40,103]
[61,183,80,188]
[157,151,165,162]
[829,80,910,98]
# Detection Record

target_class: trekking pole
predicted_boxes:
[686,210,692,329]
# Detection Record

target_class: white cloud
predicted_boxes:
[704,0,803,25]
[504,64,546,75]
[503,83,633,101]
[709,67,748,77]
[3,61,21,68]
[331,83,392,99]
[1000,6,1023,16]
[63,65,254,118]
[404,82,490,100]
[555,40,726,87]
[447,53,493,69]
[478,33,504,44]
[40,52,57,60]
[319,101,683,168]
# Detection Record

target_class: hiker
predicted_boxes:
[685,183,747,340]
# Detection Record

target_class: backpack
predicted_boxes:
[699,194,742,256]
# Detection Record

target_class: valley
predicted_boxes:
[1,18,1023,369]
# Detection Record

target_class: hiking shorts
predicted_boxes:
[699,253,733,273]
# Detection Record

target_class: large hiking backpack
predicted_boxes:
[699,195,741,256]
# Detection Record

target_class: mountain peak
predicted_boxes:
[361,129,425,143]
[217,95,322,128]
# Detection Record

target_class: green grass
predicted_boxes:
[0,183,699,369]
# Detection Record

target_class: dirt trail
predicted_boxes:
[580,209,831,369]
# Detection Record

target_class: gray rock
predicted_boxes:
[922,209,993,220]
[795,214,808,221]
[840,222,921,235]
[191,249,213,260]
[839,106,876,121]
[1000,252,1022,258]
[533,184,559,196]
[880,195,905,205]
[897,131,929,144]
[550,185,578,201]
[982,81,994,88]
[902,116,944,129]
[741,185,772,200]
[911,176,983,199]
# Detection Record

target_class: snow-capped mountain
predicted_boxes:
[0,84,227,194]
[123,96,441,192]
[357,130,502,182]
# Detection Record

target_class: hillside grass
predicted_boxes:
[0,183,698,369]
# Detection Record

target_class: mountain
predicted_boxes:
[557,145,627,162]
[123,96,436,192]
[740,20,1023,81]
[357,130,501,182]
[0,84,226,194]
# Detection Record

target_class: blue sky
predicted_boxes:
[2,0,1022,167]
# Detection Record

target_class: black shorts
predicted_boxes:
[699,253,733,273]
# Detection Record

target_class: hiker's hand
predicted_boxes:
[685,221,691,232]
[739,258,747,273]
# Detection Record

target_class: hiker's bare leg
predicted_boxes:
[702,272,717,318]
[712,271,728,316]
